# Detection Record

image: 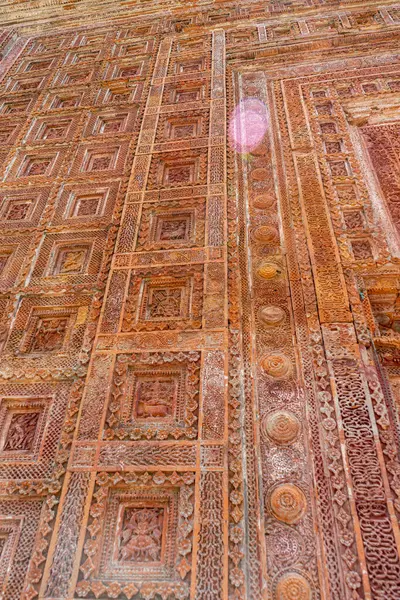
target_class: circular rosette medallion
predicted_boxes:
[261,354,292,378]
[259,305,286,327]
[261,411,300,445]
[275,571,312,600]
[269,483,307,524]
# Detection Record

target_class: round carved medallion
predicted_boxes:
[275,572,312,600]
[269,483,307,524]
[253,225,279,244]
[262,411,300,445]
[257,262,280,280]
[259,306,286,327]
[253,194,275,209]
[250,167,269,181]
[261,354,292,378]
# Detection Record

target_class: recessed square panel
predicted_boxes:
[51,66,94,87]
[105,352,200,440]
[0,233,34,291]
[148,150,207,189]
[0,187,50,229]
[75,471,195,598]
[0,96,36,115]
[6,147,66,181]
[94,82,144,106]
[26,114,80,144]
[83,107,138,138]
[122,265,203,332]
[53,181,121,225]
[29,229,107,288]
[136,199,205,251]
[69,142,130,178]
[6,294,91,371]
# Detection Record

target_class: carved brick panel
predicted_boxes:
[75,471,195,600]
[105,352,200,441]
[121,265,204,332]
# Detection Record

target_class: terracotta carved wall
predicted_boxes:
[0,1,400,599]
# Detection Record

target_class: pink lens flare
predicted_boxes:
[229,98,268,154]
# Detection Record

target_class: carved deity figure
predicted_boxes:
[31,317,68,352]
[74,196,100,217]
[159,219,187,241]
[148,288,182,319]
[119,507,163,562]
[90,156,111,171]
[167,165,191,185]
[6,201,30,221]
[135,379,175,418]
[26,159,50,176]
[3,412,39,452]
[58,250,86,274]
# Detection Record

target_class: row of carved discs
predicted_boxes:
[255,246,311,598]
[250,154,312,597]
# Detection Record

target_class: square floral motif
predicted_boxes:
[51,244,91,275]
[105,352,200,440]
[76,471,195,599]
[351,239,374,261]
[0,187,50,229]
[136,199,206,251]
[122,265,203,332]
[52,181,121,225]
[148,150,207,189]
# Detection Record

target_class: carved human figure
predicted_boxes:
[3,412,39,451]
[119,507,163,562]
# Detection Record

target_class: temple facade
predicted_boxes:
[0,0,400,598]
